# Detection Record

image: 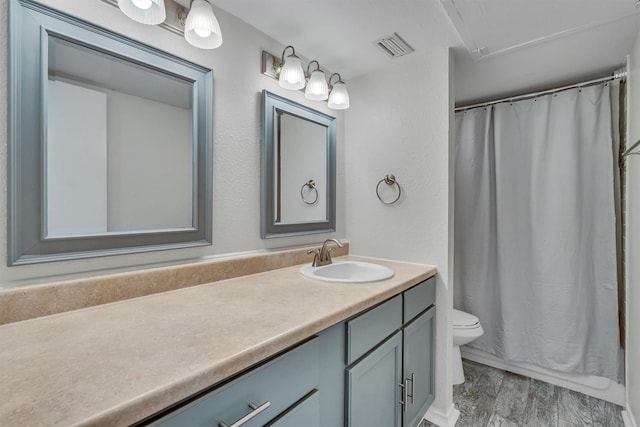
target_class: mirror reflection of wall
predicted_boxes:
[261,90,336,238]
[276,111,327,223]
[46,36,193,238]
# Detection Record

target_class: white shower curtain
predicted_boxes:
[454,81,621,381]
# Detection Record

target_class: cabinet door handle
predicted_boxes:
[406,373,415,405]
[398,381,408,413]
[218,401,271,427]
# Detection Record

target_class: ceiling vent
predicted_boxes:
[374,33,415,58]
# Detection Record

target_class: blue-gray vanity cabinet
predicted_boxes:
[152,338,319,427]
[266,390,319,427]
[347,331,404,427]
[346,277,436,427]
[404,277,436,323]
[346,294,403,365]
[403,307,436,427]
[318,322,347,426]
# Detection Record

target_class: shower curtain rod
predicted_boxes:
[454,69,627,112]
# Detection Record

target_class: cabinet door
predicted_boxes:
[402,306,435,427]
[346,331,403,427]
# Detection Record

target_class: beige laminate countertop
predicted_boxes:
[0,256,436,426]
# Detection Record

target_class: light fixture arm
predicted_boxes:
[306,60,321,77]
[280,46,296,66]
[328,72,343,89]
[177,0,195,23]
[177,4,188,26]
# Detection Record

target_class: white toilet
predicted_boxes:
[452,309,484,385]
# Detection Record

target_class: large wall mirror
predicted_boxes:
[261,91,336,238]
[8,0,213,265]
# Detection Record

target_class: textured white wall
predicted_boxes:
[0,0,345,287]
[625,31,640,427]
[345,51,455,420]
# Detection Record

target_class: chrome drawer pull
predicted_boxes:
[218,401,271,427]
[398,381,407,413]
[406,373,415,405]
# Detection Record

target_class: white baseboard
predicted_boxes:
[623,409,638,427]
[461,347,625,406]
[423,403,460,427]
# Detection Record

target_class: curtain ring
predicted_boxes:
[301,180,319,205]
[376,174,401,205]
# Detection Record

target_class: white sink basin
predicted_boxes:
[300,261,394,283]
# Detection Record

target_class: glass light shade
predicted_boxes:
[185,0,223,50]
[305,70,329,101]
[117,0,166,25]
[131,0,153,9]
[279,55,306,90]
[328,82,350,109]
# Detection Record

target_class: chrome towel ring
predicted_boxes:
[301,179,319,205]
[376,174,401,205]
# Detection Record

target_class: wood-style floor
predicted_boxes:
[421,359,624,427]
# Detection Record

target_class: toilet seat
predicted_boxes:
[453,309,479,329]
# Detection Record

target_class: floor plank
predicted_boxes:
[523,378,559,426]
[492,371,530,422]
[591,398,624,427]
[487,413,520,427]
[558,388,593,425]
[454,360,505,426]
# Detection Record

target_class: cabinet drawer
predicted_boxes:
[266,390,319,427]
[403,277,435,323]
[346,295,402,364]
[154,337,319,427]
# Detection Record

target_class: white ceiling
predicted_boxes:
[203,0,640,105]
[209,0,462,78]
[446,0,640,104]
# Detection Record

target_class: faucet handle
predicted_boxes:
[306,249,321,267]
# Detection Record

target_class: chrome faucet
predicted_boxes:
[307,239,343,267]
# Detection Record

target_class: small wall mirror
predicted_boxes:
[8,0,213,265]
[261,91,336,238]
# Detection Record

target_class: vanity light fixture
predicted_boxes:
[107,0,223,49]
[278,46,306,90]
[261,47,350,109]
[305,60,329,101]
[328,73,350,110]
[117,0,166,25]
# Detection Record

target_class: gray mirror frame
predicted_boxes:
[261,90,337,238]
[8,0,213,265]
